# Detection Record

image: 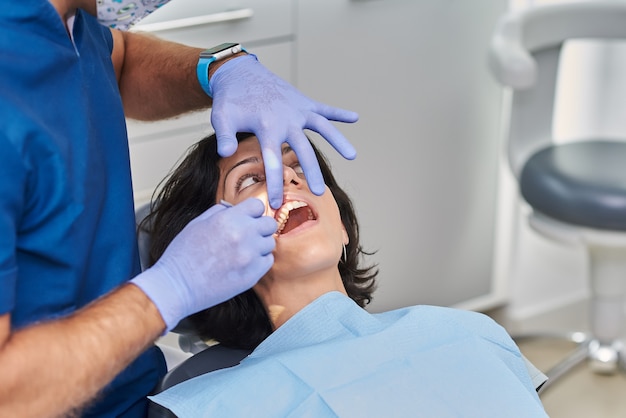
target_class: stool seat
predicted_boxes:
[521,141,626,231]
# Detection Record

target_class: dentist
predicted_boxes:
[0,0,358,417]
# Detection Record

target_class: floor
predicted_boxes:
[517,338,626,418]
[489,299,626,418]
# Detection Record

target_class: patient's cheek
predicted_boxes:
[251,192,271,216]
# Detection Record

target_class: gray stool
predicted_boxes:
[488,2,626,394]
[520,141,626,392]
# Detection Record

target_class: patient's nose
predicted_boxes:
[283,165,301,187]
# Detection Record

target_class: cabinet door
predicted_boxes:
[296,0,508,311]
[130,0,293,48]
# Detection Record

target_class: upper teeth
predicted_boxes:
[275,200,313,234]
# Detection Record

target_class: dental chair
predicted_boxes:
[489,1,626,393]
[135,203,252,417]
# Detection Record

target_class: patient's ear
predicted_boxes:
[341,225,349,246]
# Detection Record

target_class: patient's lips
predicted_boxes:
[275,200,316,236]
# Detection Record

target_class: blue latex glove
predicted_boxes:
[209,54,359,209]
[131,198,277,332]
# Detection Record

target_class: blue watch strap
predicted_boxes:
[196,56,215,97]
[197,44,246,97]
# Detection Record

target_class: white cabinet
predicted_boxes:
[295,0,508,311]
[126,0,294,204]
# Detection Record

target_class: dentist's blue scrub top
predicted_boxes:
[0,2,166,416]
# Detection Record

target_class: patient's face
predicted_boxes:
[216,137,347,279]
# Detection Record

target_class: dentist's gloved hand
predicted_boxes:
[131,198,277,333]
[209,54,359,209]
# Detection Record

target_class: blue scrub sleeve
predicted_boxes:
[0,136,25,315]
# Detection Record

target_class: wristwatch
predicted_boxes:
[197,43,246,97]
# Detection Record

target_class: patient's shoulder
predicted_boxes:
[377,303,496,324]
[376,304,514,346]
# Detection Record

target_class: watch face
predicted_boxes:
[201,43,241,58]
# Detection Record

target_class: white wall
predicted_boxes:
[295,0,509,313]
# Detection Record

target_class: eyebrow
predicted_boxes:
[223,156,261,191]
[222,146,297,192]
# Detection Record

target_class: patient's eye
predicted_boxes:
[236,173,265,193]
[292,163,304,176]
[283,151,305,178]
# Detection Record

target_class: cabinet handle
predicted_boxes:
[131,8,254,33]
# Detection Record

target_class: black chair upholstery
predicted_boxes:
[148,345,252,418]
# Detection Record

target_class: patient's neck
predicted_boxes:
[254,269,347,329]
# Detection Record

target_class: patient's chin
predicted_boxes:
[271,245,341,278]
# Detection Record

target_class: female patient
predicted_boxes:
[145,133,548,417]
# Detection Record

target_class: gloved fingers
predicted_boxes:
[211,111,239,157]
[255,135,286,209]
[232,197,267,218]
[256,216,279,237]
[311,100,359,123]
[247,253,275,281]
[259,254,275,273]
[256,234,277,256]
[305,113,357,161]
[287,130,326,196]
[193,201,228,222]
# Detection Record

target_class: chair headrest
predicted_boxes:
[135,202,198,336]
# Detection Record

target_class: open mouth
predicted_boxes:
[274,200,317,236]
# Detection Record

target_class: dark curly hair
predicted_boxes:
[141,133,377,350]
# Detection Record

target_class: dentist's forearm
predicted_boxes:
[113,29,210,121]
[0,284,164,418]
[112,29,246,121]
